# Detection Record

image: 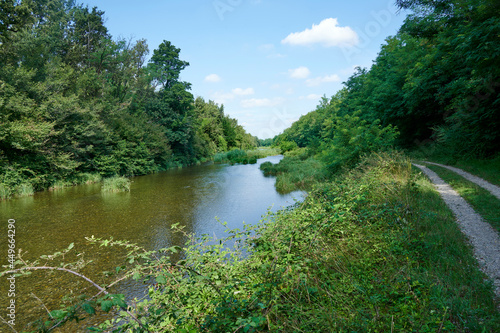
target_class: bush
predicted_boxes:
[320,113,398,173]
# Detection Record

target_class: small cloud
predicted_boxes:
[302,94,322,100]
[211,91,234,104]
[241,98,284,108]
[306,74,341,87]
[205,74,222,83]
[282,18,359,48]
[232,87,255,96]
[289,66,311,79]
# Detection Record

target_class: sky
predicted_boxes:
[82,0,408,139]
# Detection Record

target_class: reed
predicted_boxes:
[101,176,131,193]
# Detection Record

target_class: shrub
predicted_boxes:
[320,113,399,173]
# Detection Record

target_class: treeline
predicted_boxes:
[0,0,256,198]
[274,0,499,164]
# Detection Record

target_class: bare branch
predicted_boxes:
[0,315,18,333]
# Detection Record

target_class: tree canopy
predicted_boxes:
[0,0,256,197]
[274,0,499,159]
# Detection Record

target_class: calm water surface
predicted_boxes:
[0,156,303,331]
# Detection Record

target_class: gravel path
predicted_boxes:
[424,161,500,200]
[413,163,500,297]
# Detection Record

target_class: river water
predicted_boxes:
[0,155,303,331]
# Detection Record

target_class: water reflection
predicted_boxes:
[0,155,303,331]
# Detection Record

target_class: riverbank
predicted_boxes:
[12,151,499,331]
[0,147,280,200]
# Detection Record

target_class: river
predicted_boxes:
[0,155,303,331]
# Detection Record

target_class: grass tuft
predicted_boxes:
[101,176,131,193]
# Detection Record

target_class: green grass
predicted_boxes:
[214,149,258,165]
[140,152,500,331]
[11,152,500,332]
[0,183,13,200]
[49,180,72,191]
[75,173,102,185]
[450,156,500,187]
[247,147,281,159]
[17,182,34,197]
[410,149,500,187]
[101,176,131,193]
[426,164,500,233]
[260,154,327,193]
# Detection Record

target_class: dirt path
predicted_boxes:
[424,161,500,200]
[413,163,500,297]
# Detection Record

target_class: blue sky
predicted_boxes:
[82,0,408,139]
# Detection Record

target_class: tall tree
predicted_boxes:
[148,40,190,91]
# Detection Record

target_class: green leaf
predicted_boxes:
[156,275,167,284]
[112,297,127,309]
[82,303,95,315]
[101,300,113,312]
[50,309,68,319]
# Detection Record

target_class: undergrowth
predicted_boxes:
[3,152,499,332]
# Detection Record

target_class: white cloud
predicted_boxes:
[241,98,284,108]
[306,74,341,86]
[205,74,222,83]
[232,87,255,96]
[306,94,322,100]
[289,66,311,79]
[211,91,234,104]
[282,18,359,48]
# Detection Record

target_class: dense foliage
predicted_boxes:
[0,0,256,199]
[274,0,499,159]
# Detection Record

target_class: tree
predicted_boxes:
[148,40,190,91]
[0,0,31,41]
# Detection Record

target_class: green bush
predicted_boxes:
[320,113,399,173]
[279,140,298,153]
